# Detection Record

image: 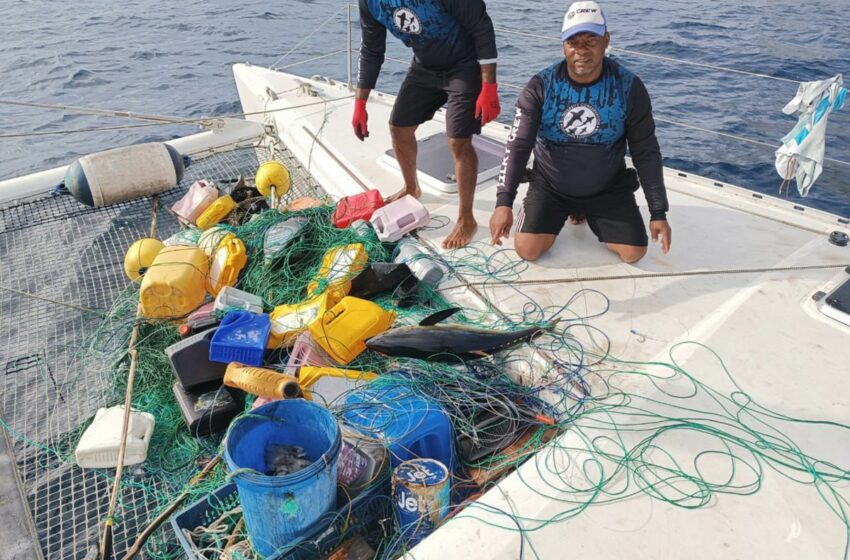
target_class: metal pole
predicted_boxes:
[347,3,353,89]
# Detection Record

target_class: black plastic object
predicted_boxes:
[165,329,227,393]
[172,382,243,436]
[829,231,849,247]
[350,263,419,300]
[826,278,850,315]
[456,400,520,463]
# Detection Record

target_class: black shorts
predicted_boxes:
[389,61,482,139]
[517,169,649,246]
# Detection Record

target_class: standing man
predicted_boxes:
[489,1,671,263]
[354,0,501,249]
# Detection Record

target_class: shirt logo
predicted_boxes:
[393,7,422,34]
[561,104,600,138]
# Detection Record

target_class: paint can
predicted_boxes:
[392,458,450,545]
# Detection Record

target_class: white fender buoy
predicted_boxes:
[64,142,185,207]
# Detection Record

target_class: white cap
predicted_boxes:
[561,1,607,42]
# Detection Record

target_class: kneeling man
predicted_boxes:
[490,1,671,262]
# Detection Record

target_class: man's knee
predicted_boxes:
[610,244,647,263]
[515,237,553,262]
[390,125,416,142]
[447,137,474,158]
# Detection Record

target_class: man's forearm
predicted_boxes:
[356,88,372,101]
[481,63,496,84]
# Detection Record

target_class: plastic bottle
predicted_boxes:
[307,297,395,364]
[394,239,444,288]
[264,216,309,266]
[196,195,236,229]
[207,237,248,296]
[172,180,219,224]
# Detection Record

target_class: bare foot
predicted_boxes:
[442,216,478,249]
[569,214,586,225]
[385,184,421,204]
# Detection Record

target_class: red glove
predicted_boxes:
[352,99,369,141]
[475,82,501,126]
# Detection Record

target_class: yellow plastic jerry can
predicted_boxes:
[307,243,368,297]
[267,290,341,349]
[140,246,209,319]
[196,195,236,230]
[308,297,395,364]
[207,236,248,297]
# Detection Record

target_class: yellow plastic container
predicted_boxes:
[308,297,395,364]
[307,243,368,297]
[298,366,378,403]
[139,246,209,319]
[198,226,232,257]
[196,195,236,230]
[267,291,341,349]
[224,362,302,399]
[207,236,248,297]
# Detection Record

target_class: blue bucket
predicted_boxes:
[224,399,341,557]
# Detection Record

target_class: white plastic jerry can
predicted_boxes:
[369,195,430,242]
[74,406,156,468]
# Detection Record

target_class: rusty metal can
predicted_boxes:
[392,458,450,545]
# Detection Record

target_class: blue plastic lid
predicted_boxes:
[393,458,448,486]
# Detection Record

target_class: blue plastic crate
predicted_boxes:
[171,476,391,559]
[209,310,270,366]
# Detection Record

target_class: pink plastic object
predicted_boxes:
[251,396,276,410]
[172,180,219,224]
[369,195,430,242]
[285,331,334,375]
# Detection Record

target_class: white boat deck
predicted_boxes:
[234,64,850,558]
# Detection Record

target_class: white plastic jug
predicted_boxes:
[370,195,430,242]
[75,406,155,468]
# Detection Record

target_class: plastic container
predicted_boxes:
[172,180,219,224]
[75,406,155,468]
[351,219,374,239]
[268,291,341,349]
[207,236,248,297]
[307,297,396,365]
[393,459,450,545]
[197,226,232,257]
[394,239,445,288]
[224,399,342,558]
[298,366,378,405]
[343,382,455,471]
[264,216,309,266]
[163,228,202,247]
[166,328,228,392]
[285,330,336,374]
[209,311,271,366]
[170,477,391,560]
[214,286,263,315]
[196,195,236,230]
[139,246,209,319]
[172,382,242,436]
[332,190,384,229]
[369,195,430,242]
[223,362,302,399]
[307,243,368,297]
[64,142,184,207]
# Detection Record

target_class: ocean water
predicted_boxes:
[1,0,848,216]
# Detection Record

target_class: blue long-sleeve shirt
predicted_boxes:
[357,0,498,90]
